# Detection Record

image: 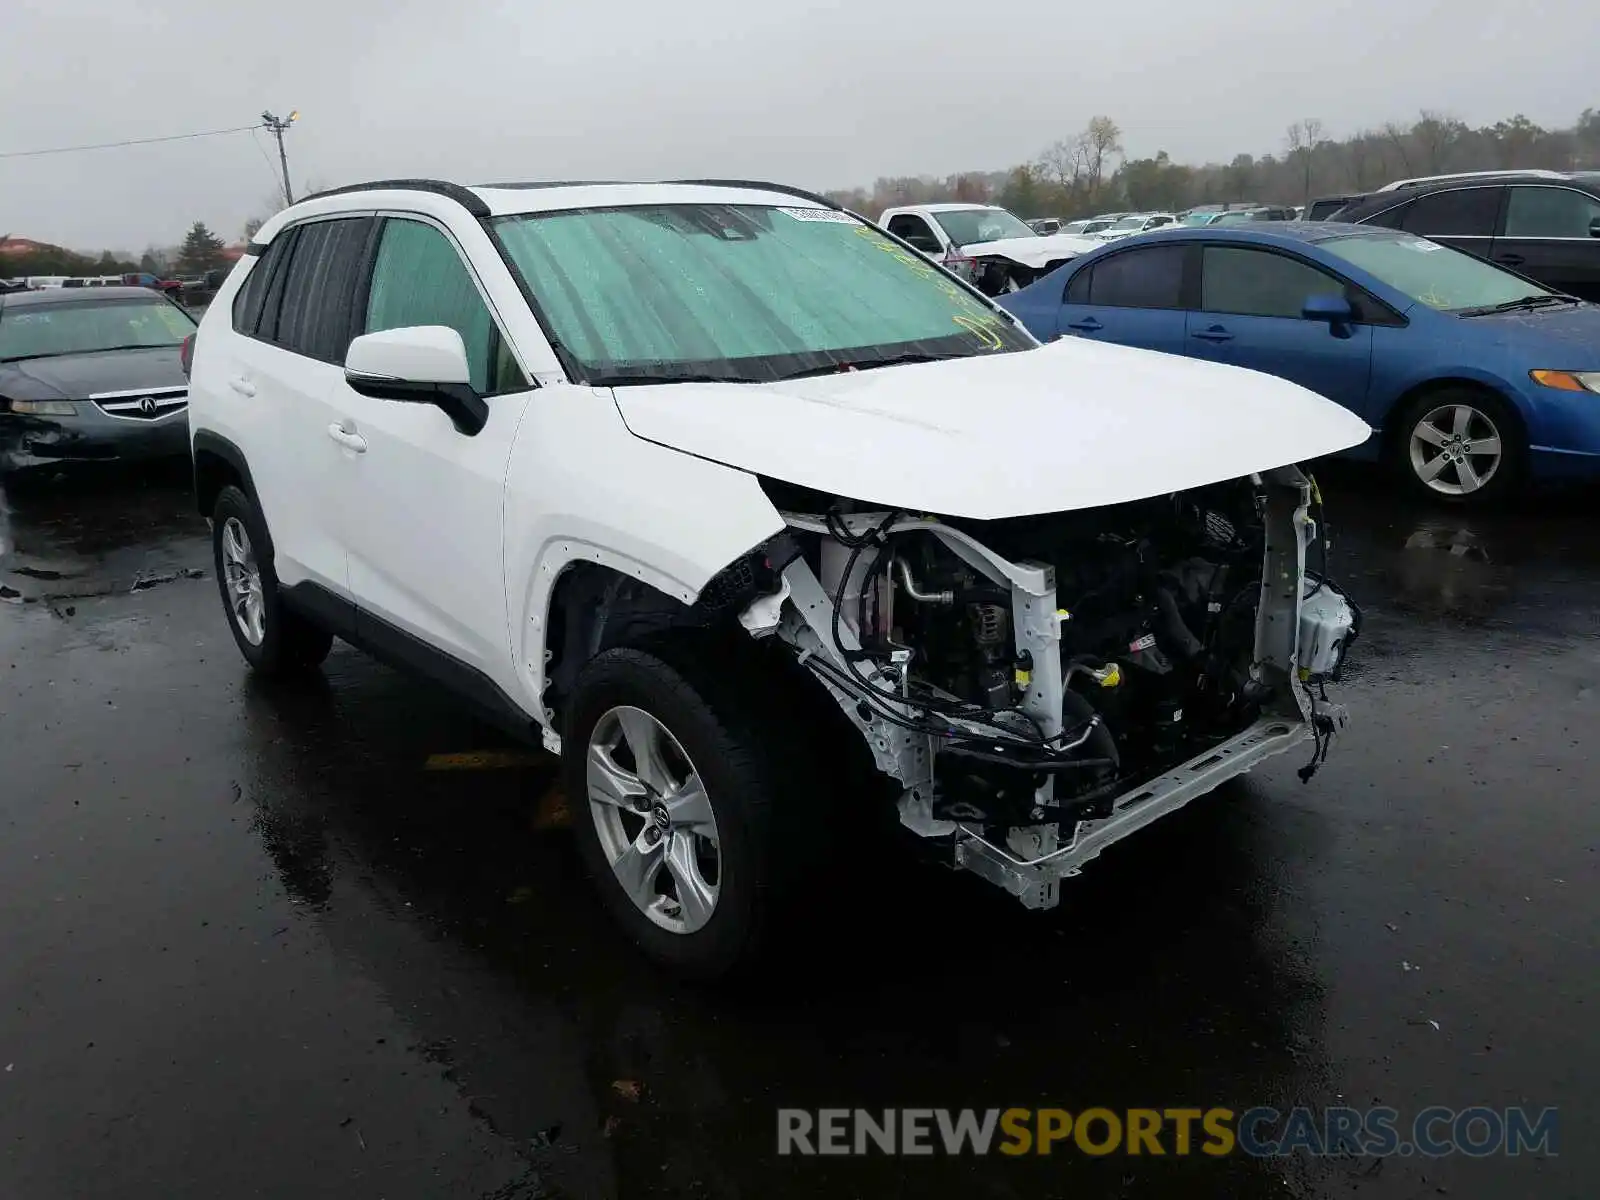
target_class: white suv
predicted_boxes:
[187,178,1366,975]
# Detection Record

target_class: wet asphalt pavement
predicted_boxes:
[1,462,1595,1200]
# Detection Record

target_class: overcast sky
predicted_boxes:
[3,0,1595,251]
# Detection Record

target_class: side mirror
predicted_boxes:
[1589,216,1600,239]
[1302,293,1355,336]
[344,326,487,436]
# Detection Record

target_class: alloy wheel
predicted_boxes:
[220,517,266,645]
[586,705,721,934]
[1408,403,1504,497]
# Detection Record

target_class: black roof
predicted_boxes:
[0,286,167,309]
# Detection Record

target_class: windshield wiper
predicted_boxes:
[0,350,79,364]
[769,352,963,382]
[1454,294,1577,317]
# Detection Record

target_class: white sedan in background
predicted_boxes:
[1094,213,1179,241]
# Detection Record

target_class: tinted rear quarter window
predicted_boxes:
[273,217,375,362]
[1087,246,1184,308]
[1399,187,1501,237]
[231,238,292,335]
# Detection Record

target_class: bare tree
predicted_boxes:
[1039,136,1089,189]
[1412,110,1465,173]
[1083,116,1124,199]
[1382,121,1414,173]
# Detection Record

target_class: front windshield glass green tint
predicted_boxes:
[492,204,1030,381]
[1322,234,1552,311]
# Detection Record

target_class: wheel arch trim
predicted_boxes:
[192,430,275,560]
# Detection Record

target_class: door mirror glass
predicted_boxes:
[344,326,487,435]
[1302,293,1354,323]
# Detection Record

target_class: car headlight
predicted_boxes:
[1530,370,1600,394]
[7,399,78,416]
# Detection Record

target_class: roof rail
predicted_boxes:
[474,180,625,190]
[294,178,489,217]
[665,179,844,210]
[1377,168,1568,193]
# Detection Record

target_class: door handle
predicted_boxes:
[1192,326,1234,343]
[326,423,367,453]
[1065,317,1103,333]
[1497,253,1526,266]
[228,377,256,397]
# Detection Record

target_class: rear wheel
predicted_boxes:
[211,485,332,675]
[1391,388,1525,505]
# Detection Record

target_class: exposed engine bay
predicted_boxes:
[743,465,1357,909]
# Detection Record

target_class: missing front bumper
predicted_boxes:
[950,714,1329,908]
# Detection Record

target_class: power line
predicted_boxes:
[0,123,264,161]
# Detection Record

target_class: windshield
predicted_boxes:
[491,203,1032,384]
[1322,233,1556,312]
[929,207,1037,246]
[1109,215,1147,230]
[1212,211,1259,225]
[1081,220,1113,234]
[0,296,194,362]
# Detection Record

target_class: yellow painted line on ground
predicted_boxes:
[423,750,550,771]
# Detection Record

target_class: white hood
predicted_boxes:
[959,233,1103,269]
[609,340,1372,520]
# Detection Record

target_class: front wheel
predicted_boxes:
[1390,388,1525,505]
[563,645,808,977]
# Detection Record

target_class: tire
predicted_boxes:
[562,644,813,978]
[1388,387,1526,505]
[210,485,333,676]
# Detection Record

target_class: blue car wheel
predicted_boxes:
[1391,387,1525,504]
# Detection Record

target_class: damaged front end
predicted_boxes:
[745,467,1357,910]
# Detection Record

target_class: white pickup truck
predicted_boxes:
[878,203,1103,295]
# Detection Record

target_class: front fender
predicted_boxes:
[1372,360,1530,438]
[502,387,785,727]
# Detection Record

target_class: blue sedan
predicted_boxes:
[998,223,1600,503]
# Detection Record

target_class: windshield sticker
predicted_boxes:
[1405,239,1443,253]
[778,207,859,224]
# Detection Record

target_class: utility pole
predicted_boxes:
[261,110,299,207]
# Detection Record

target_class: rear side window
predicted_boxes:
[272,217,375,362]
[1399,187,1501,237]
[363,218,515,394]
[231,238,292,335]
[1087,246,1184,309]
